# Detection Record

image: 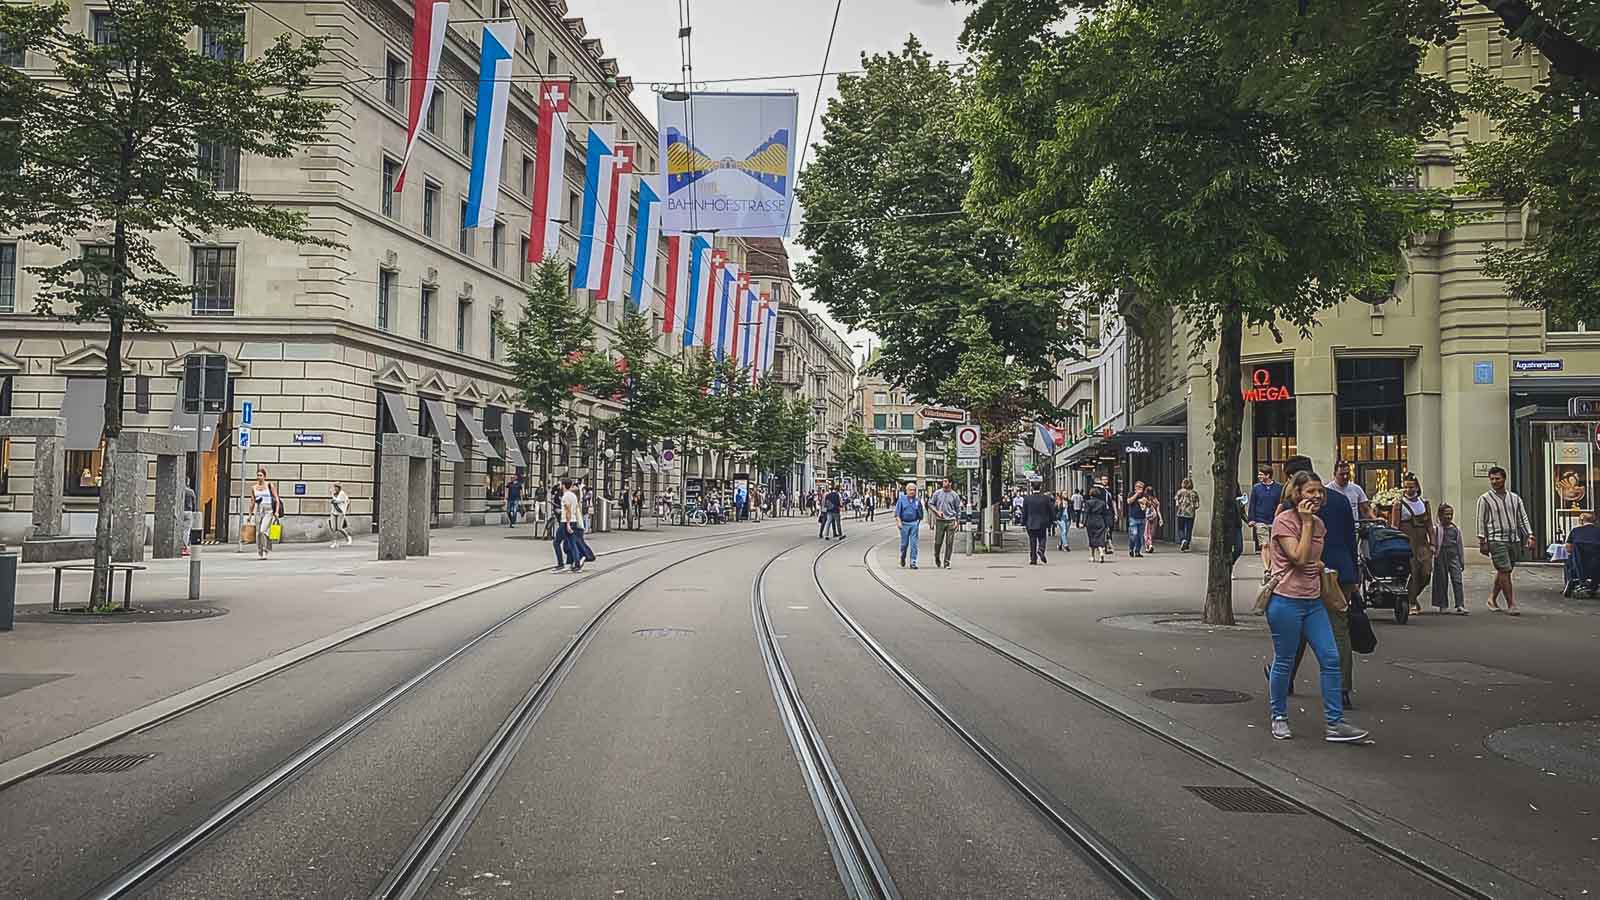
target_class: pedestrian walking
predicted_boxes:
[1476,466,1534,615]
[1174,478,1200,552]
[1056,491,1073,552]
[1024,485,1054,564]
[1264,470,1369,743]
[1564,512,1600,596]
[1388,472,1436,616]
[896,482,924,569]
[181,481,197,557]
[1071,487,1085,527]
[928,478,961,569]
[1083,486,1111,563]
[251,468,280,560]
[1144,490,1163,553]
[505,475,523,528]
[1280,456,1358,711]
[328,483,353,547]
[1227,481,1247,568]
[1330,460,1373,520]
[1433,503,1469,613]
[1249,466,1283,581]
[1125,482,1148,557]
[559,479,585,573]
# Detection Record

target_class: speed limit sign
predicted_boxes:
[955,424,981,469]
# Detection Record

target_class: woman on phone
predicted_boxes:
[1266,470,1369,743]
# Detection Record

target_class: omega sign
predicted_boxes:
[1243,368,1293,403]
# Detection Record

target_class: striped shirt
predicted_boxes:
[1476,489,1531,542]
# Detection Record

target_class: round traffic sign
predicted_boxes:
[957,425,979,447]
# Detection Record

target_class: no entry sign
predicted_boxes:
[956,424,981,469]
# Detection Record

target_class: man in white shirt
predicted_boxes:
[560,478,585,573]
[1329,460,1372,520]
[1476,466,1535,615]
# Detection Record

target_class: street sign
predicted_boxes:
[292,432,324,444]
[238,426,251,449]
[661,449,675,463]
[919,405,966,424]
[241,400,253,426]
[955,423,980,470]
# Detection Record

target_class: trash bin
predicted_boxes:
[0,551,17,631]
[595,499,612,533]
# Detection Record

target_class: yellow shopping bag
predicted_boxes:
[268,522,282,542]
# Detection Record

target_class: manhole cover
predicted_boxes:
[633,627,696,638]
[1150,687,1253,705]
[48,754,156,775]
[1044,588,1091,593]
[1485,720,1600,783]
[1184,785,1301,814]
[14,603,229,624]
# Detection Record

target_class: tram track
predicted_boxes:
[65,529,789,900]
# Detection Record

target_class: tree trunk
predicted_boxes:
[1203,312,1245,625]
[90,226,128,608]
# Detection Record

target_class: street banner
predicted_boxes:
[598,143,636,302]
[657,92,799,237]
[714,264,738,362]
[702,249,727,349]
[664,234,691,334]
[731,270,751,362]
[396,0,451,192]
[681,236,713,347]
[573,126,618,289]
[528,79,571,263]
[463,20,516,229]
[740,290,758,369]
[629,176,663,312]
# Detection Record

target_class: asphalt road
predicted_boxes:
[0,518,1585,899]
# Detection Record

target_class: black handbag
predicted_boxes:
[1349,591,1378,655]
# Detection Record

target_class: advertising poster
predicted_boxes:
[657,92,799,237]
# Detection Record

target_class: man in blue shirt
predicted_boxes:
[896,482,925,569]
[1248,465,1284,582]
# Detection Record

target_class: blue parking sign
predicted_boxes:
[238,427,251,449]
[241,400,254,425]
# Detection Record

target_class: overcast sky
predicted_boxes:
[571,0,972,361]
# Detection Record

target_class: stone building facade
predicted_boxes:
[766,283,855,493]
[858,366,949,490]
[0,0,701,544]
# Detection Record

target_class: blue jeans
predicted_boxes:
[1127,518,1145,554]
[562,525,592,568]
[899,521,920,565]
[552,524,569,567]
[1058,512,1072,549]
[1177,516,1195,546]
[1267,595,1343,724]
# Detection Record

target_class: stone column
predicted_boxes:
[152,455,182,559]
[451,458,468,527]
[379,435,412,561]
[108,449,148,563]
[32,433,65,539]
[407,455,431,557]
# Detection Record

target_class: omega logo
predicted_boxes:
[1243,368,1293,403]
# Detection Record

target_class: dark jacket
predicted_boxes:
[1319,489,1359,586]
[1082,496,1111,531]
[1023,492,1055,531]
[1248,481,1283,524]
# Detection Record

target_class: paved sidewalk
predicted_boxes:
[0,519,774,767]
[868,528,1600,900]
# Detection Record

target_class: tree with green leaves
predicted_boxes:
[794,36,1074,415]
[0,0,333,607]
[500,260,613,491]
[834,426,883,488]
[593,309,685,510]
[745,378,812,486]
[1457,5,1599,323]
[936,314,1036,521]
[961,0,1459,623]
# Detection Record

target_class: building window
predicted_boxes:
[546,51,557,74]
[183,353,229,413]
[873,391,887,405]
[462,111,475,157]
[1335,358,1408,496]
[420,285,434,342]
[568,191,580,228]
[489,308,501,360]
[585,93,595,120]
[456,298,471,353]
[191,246,237,315]
[385,53,403,108]
[523,27,535,55]
[519,237,530,282]
[381,157,399,218]
[521,155,533,198]
[425,87,443,134]
[2,31,27,66]
[873,413,887,430]
[0,376,10,495]
[458,200,472,255]
[200,18,244,61]
[0,243,15,313]
[377,268,395,331]
[90,11,117,47]
[423,181,440,238]
[197,141,240,190]
[66,445,106,496]
[900,413,914,431]
[82,245,112,297]
[492,221,505,268]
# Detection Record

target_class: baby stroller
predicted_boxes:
[1358,519,1413,624]
[1564,540,1600,598]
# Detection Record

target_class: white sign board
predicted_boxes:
[955,424,981,469]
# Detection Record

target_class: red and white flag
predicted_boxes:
[597,143,635,302]
[528,79,571,263]
[395,0,451,192]
[663,235,692,336]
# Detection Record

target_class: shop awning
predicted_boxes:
[456,407,501,460]
[166,390,220,446]
[421,398,463,463]
[60,377,106,451]
[498,411,527,467]
[379,391,417,435]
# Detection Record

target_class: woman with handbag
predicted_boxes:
[251,468,280,560]
[1388,472,1436,616]
[1265,470,1370,743]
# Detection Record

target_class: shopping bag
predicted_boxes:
[241,522,256,544]
[268,522,282,542]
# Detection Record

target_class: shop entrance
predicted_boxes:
[1336,358,1408,498]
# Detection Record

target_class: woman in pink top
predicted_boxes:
[1266,471,1370,744]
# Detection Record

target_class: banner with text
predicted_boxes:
[657,92,799,237]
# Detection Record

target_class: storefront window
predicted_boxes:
[1337,358,1408,496]
[1250,362,1296,481]
[1539,422,1594,541]
[485,458,506,502]
[66,445,106,496]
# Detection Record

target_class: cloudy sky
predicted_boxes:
[571,0,972,359]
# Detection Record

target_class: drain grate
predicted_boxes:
[1149,687,1253,704]
[1184,785,1302,815]
[1044,588,1091,593]
[49,754,155,775]
[633,627,696,638]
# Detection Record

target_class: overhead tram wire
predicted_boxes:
[782,0,847,240]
